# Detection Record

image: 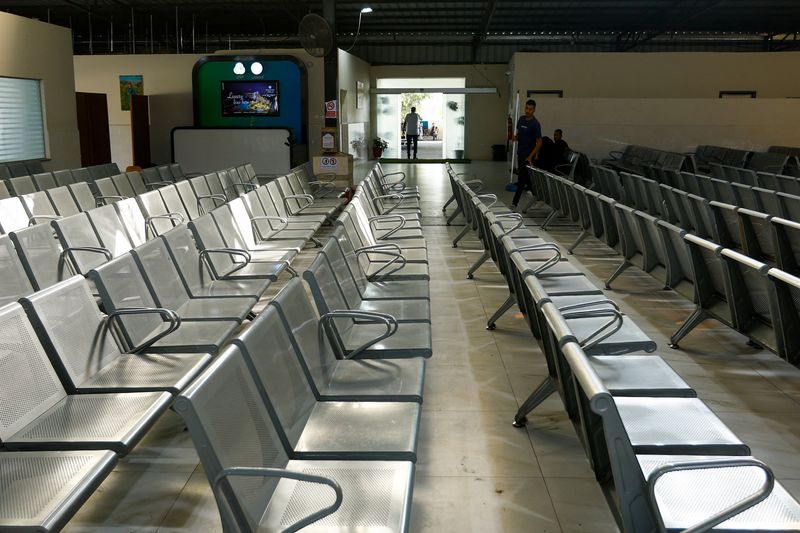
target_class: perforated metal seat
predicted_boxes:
[160,227,270,300]
[188,214,291,281]
[45,186,81,217]
[84,204,135,258]
[271,279,425,403]
[67,182,97,212]
[22,275,211,394]
[137,189,183,237]
[9,175,36,196]
[51,213,111,275]
[0,450,117,532]
[329,228,430,301]
[0,302,172,455]
[175,347,415,533]
[234,309,421,460]
[589,355,695,397]
[0,235,34,306]
[53,169,76,187]
[0,197,32,234]
[113,197,148,246]
[89,255,239,354]
[131,239,256,322]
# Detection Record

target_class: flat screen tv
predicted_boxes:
[221,80,280,117]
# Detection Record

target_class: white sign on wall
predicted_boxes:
[320,156,338,170]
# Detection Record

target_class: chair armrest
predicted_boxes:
[211,467,343,533]
[282,194,314,216]
[356,248,407,282]
[368,214,406,240]
[199,247,252,277]
[475,193,497,208]
[250,215,289,241]
[196,194,227,214]
[560,308,624,351]
[95,195,127,206]
[355,243,403,255]
[106,306,181,353]
[557,299,620,313]
[59,246,113,275]
[232,182,258,193]
[646,458,774,533]
[145,181,172,190]
[320,309,399,360]
[28,214,61,226]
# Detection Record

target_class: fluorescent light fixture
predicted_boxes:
[250,62,263,75]
[360,7,373,13]
[233,62,246,75]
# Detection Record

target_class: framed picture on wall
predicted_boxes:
[356,80,366,109]
[120,75,144,111]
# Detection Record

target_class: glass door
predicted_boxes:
[376,94,400,158]
[444,94,465,159]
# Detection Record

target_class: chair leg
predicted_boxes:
[567,229,589,255]
[452,224,471,247]
[442,195,456,212]
[312,237,323,247]
[604,260,631,289]
[486,294,516,330]
[446,207,462,226]
[467,250,490,279]
[512,377,557,427]
[669,307,708,349]
[519,191,536,213]
[541,209,558,230]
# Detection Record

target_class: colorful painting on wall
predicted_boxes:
[119,75,144,111]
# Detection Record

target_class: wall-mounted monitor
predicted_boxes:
[221,80,280,117]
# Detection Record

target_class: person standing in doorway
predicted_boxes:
[403,106,422,159]
[511,99,542,210]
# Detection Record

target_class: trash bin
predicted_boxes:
[454,150,465,159]
[492,144,506,162]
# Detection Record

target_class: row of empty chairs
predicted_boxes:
[444,165,800,532]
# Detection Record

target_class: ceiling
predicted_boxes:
[1,0,799,63]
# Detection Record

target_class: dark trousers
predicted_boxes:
[406,135,419,157]
[512,155,532,206]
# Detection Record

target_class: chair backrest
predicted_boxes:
[232,305,317,453]
[737,208,775,264]
[111,173,136,198]
[258,183,285,217]
[720,248,771,325]
[157,165,175,183]
[88,253,162,350]
[173,180,201,220]
[88,164,110,182]
[21,275,122,392]
[141,167,162,185]
[747,151,789,174]
[45,186,81,217]
[160,227,213,294]
[770,217,800,275]
[8,224,68,291]
[777,192,800,222]
[51,213,110,274]
[114,197,148,246]
[174,345,289,533]
[9,175,36,196]
[169,163,184,179]
[32,172,56,191]
[708,201,742,250]
[0,180,9,200]
[138,190,181,237]
[227,197,263,248]
[189,176,221,214]
[217,169,238,200]
[95,177,121,199]
[7,162,30,177]
[70,168,91,184]
[67,182,97,211]
[188,214,238,277]
[24,160,44,175]
[685,234,729,308]
[85,204,134,257]
[130,237,190,311]
[0,197,32,234]
[20,191,58,224]
[0,235,34,306]
[125,171,148,195]
[159,184,191,222]
[320,230,366,307]
[53,169,75,187]
[0,301,69,445]
[269,277,341,393]
[205,173,227,199]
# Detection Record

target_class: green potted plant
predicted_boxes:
[373,137,389,158]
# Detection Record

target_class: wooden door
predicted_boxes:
[131,94,152,168]
[75,92,111,166]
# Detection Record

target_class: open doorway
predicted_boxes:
[375,78,466,160]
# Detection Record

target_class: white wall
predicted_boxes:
[74,49,324,170]
[0,12,80,170]
[338,49,371,159]
[511,52,800,158]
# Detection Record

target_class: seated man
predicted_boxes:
[554,129,570,164]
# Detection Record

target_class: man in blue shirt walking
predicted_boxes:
[511,99,543,209]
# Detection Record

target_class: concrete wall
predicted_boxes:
[370,64,509,160]
[0,12,80,170]
[73,49,324,169]
[511,52,800,159]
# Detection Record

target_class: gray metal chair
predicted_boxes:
[188,214,290,282]
[276,175,338,218]
[51,213,112,275]
[67,182,97,211]
[0,300,172,455]
[233,306,421,460]
[158,183,192,222]
[9,175,36,196]
[9,223,70,291]
[53,169,76,187]
[46,185,81,216]
[20,191,61,226]
[315,240,431,321]
[131,239,256,323]
[22,275,211,394]
[89,254,239,354]
[111,173,136,198]
[137,189,184,237]
[189,175,226,215]
[113,197,149,246]
[125,171,149,195]
[228,195,315,247]
[270,278,425,402]
[175,345,415,533]
[0,235,34,306]
[94,176,126,205]
[0,450,117,532]
[173,179,202,220]
[0,197,32,233]
[84,204,135,258]
[32,171,57,191]
[160,226,270,300]
[209,205,303,261]
[337,209,428,262]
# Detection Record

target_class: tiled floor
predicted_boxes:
[63,162,800,532]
